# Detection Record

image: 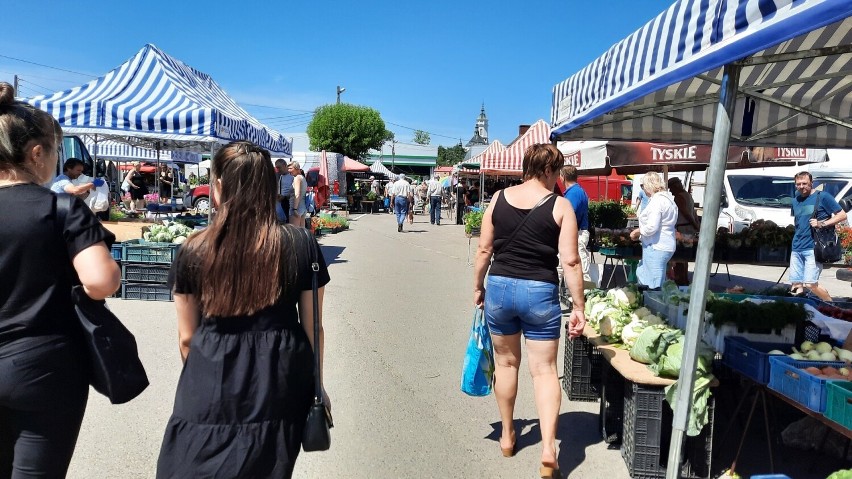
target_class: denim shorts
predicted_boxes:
[789,250,822,285]
[484,275,562,340]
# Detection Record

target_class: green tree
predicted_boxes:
[307,104,388,159]
[437,143,466,166]
[412,130,430,145]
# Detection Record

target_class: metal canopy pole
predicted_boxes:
[665,63,741,479]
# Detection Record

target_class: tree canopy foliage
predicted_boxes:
[437,144,466,166]
[412,130,431,145]
[307,104,390,159]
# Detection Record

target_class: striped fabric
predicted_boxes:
[461,140,505,168]
[26,44,291,154]
[481,120,550,175]
[369,159,394,177]
[550,0,852,148]
[86,139,201,163]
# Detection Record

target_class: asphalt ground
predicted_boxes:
[65,211,851,478]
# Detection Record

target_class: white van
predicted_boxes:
[687,149,852,232]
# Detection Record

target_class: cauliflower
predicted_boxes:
[621,318,648,348]
[633,307,651,318]
[599,316,614,337]
[643,314,664,326]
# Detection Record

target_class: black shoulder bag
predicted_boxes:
[811,191,842,264]
[299,228,333,452]
[56,194,149,404]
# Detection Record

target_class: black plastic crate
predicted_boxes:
[122,239,178,264]
[121,263,171,283]
[599,360,625,445]
[121,282,173,302]
[621,381,715,479]
[562,333,602,402]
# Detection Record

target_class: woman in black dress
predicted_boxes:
[123,162,148,211]
[157,141,331,479]
[158,164,173,204]
[0,82,121,477]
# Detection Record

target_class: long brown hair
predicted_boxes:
[0,82,62,181]
[184,141,295,316]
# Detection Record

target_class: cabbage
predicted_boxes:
[630,326,670,364]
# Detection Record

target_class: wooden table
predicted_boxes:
[359,200,375,213]
[585,325,677,386]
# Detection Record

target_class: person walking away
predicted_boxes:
[668,177,699,285]
[629,172,678,289]
[288,160,307,228]
[159,164,173,204]
[407,180,416,225]
[124,162,149,211]
[391,174,412,232]
[370,175,380,195]
[789,171,847,300]
[0,82,121,477]
[560,166,592,285]
[472,144,586,479]
[383,177,395,213]
[275,159,293,223]
[427,174,442,225]
[51,157,97,199]
[156,141,331,479]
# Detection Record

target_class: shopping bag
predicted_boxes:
[86,183,110,213]
[461,309,495,396]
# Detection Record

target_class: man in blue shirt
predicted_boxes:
[274,159,293,223]
[789,171,847,300]
[50,158,96,197]
[561,166,591,283]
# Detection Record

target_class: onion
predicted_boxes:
[807,350,823,360]
[814,342,833,354]
[820,352,838,361]
[840,367,850,376]
[834,347,852,362]
[800,341,815,352]
[789,353,805,360]
[767,350,785,355]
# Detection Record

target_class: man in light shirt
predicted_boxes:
[391,174,412,232]
[426,174,442,225]
[50,158,97,198]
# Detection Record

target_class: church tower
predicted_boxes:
[466,103,489,147]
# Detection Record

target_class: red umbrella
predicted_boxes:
[342,156,369,172]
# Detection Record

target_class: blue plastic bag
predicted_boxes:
[461,309,495,396]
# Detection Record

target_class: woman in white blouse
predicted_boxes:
[629,171,678,289]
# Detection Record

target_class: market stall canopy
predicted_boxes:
[369,159,394,177]
[341,156,370,172]
[481,120,550,175]
[461,139,505,169]
[86,139,202,164]
[559,140,828,175]
[25,44,292,155]
[550,1,852,148]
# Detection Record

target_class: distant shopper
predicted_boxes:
[427,174,442,225]
[124,162,149,211]
[275,159,292,223]
[473,144,585,479]
[789,171,847,300]
[629,172,678,289]
[668,177,699,284]
[370,175,380,195]
[391,174,412,232]
[156,141,330,479]
[560,165,591,283]
[288,160,307,227]
[0,81,120,477]
[159,164,174,204]
[51,158,96,198]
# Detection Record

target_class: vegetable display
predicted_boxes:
[584,286,642,343]
[142,222,195,244]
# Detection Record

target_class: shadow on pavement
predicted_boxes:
[485,411,600,476]
[321,245,347,265]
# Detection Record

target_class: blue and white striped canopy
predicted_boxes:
[86,139,202,164]
[26,44,291,155]
[551,0,852,148]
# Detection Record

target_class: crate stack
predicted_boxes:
[110,243,123,298]
[120,239,178,301]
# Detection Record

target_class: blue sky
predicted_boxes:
[0,0,673,148]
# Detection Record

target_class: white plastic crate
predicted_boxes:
[643,291,689,329]
[704,323,797,354]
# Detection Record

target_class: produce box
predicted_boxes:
[111,243,123,261]
[643,291,688,330]
[121,264,171,284]
[722,337,793,384]
[562,334,602,402]
[620,381,714,479]
[825,381,852,431]
[756,245,790,263]
[122,239,179,265]
[599,361,624,444]
[704,322,797,354]
[121,282,173,302]
[767,357,846,412]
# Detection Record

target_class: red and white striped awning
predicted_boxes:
[462,140,505,168]
[481,120,550,175]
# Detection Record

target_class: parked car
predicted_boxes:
[184,184,210,213]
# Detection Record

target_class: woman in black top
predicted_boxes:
[0,82,121,477]
[157,141,331,479]
[123,162,148,210]
[472,144,585,479]
[158,164,173,204]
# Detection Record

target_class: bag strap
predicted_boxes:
[496,192,556,255]
[55,193,73,240]
[300,227,324,403]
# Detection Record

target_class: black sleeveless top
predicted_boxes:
[488,192,561,284]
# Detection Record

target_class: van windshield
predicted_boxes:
[728,175,795,208]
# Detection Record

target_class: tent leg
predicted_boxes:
[665,63,741,479]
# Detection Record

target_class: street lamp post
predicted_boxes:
[336,85,346,104]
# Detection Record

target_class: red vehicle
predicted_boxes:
[184,184,211,212]
[557,174,632,203]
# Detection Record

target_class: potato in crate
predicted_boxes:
[767,356,848,412]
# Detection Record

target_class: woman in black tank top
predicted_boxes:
[471,144,586,479]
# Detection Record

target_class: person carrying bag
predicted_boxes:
[812,191,843,264]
